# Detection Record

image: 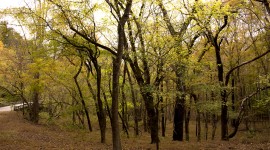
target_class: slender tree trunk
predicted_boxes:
[211,114,218,140]
[204,113,209,140]
[111,1,132,148]
[118,112,129,138]
[196,110,201,142]
[86,59,107,143]
[102,89,112,122]
[126,65,139,136]
[160,82,166,137]
[214,42,228,140]
[185,97,191,141]
[221,90,228,140]
[74,57,92,132]
[30,72,40,123]
[193,94,201,141]
[210,89,218,140]
[231,77,236,127]
[121,65,129,130]
[96,65,106,143]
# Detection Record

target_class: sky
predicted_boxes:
[0,0,32,37]
[0,0,26,9]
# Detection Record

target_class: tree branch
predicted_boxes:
[254,0,270,15]
[228,85,270,138]
[225,49,270,86]
[156,0,177,35]
[47,0,117,56]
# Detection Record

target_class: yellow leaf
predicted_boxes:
[0,41,3,50]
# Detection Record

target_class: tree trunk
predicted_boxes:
[94,65,107,143]
[173,69,186,141]
[206,15,228,141]
[196,110,201,142]
[111,1,132,148]
[86,59,106,142]
[111,57,122,150]
[192,93,201,141]
[211,114,218,140]
[185,99,191,141]
[142,91,160,143]
[126,65,139,136]
[30,72,40,123]
[160,82,166,137]
[143,107,148,132]
[231,77,236,127]
[204,112,209,140]
[74,57,92,132]
[121,65,129,130]
[221,91,228,140]
[102,88,112,122]
[173,95,185,141]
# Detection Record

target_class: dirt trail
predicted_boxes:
[0,106,12,112]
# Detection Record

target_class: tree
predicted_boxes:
[157,0,199,141]
[104,0,133,149]
[193,0,270,140]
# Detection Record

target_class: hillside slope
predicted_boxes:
[0,112,269,150]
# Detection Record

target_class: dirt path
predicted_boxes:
[0,106,12,112]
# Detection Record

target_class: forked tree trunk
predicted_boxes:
[126,14,160,144]
[85,58,107,143]
[111,1,132,149]
[74,57,92,132]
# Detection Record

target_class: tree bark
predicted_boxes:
[30,72,40,123]
[109,1,132,149]
[126,64,139,136]
[142,91,159,144]
[173,68,186,141]
[74,56,92,132]
[126,10,160,143]
[185,97,191,141]
[173,95,185,141]
[160,82,166,137]
[86,67,106,142]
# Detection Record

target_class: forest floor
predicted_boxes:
[0,111,269,150]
